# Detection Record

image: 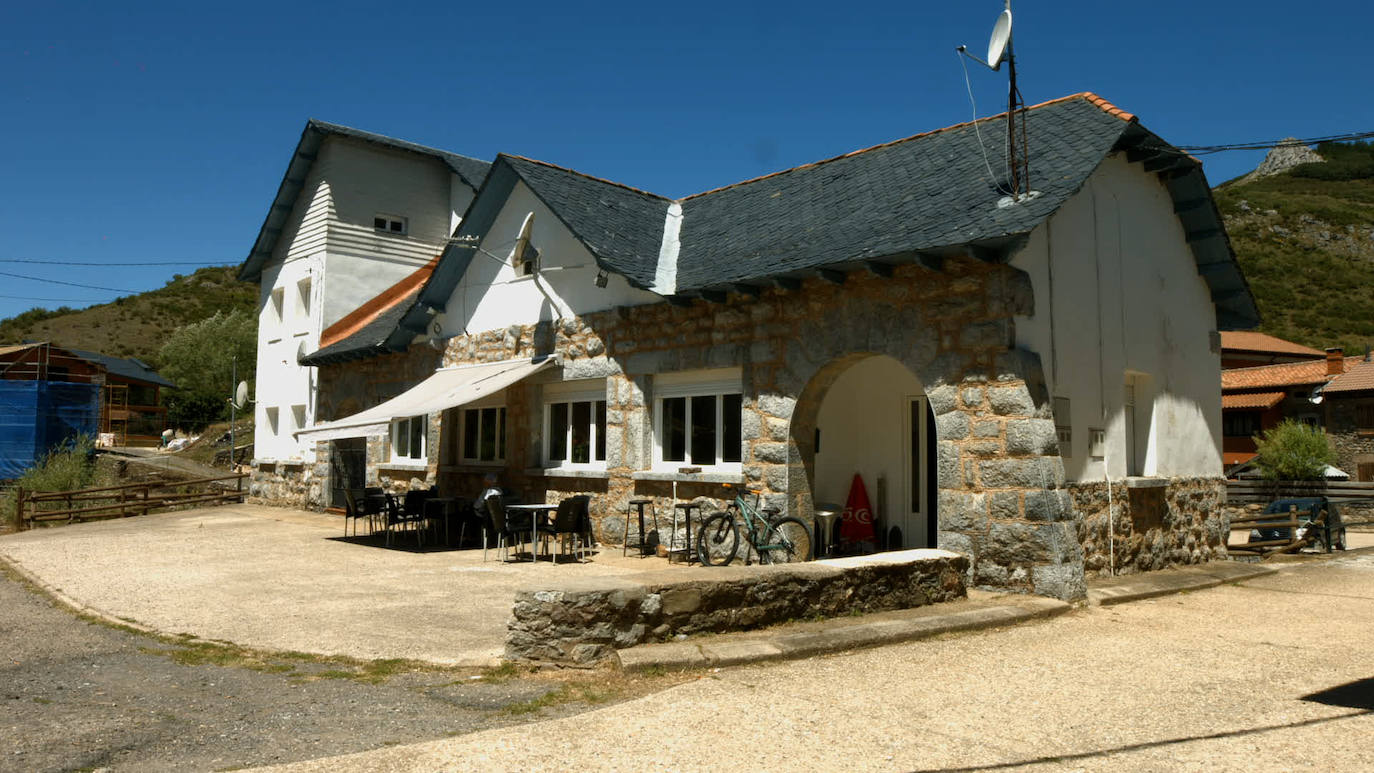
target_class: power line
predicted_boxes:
[0,258,232,267]
[0,270,142,293]
[1175,129,1374,155]
[0,294,115,303]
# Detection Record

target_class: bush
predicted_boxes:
[1252,419,1335,481]
[1,436,113,524]
[1291,140,1374,181]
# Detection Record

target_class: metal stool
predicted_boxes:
[670,502,703,563]
[623,499,659,557]
[812,502,843,558]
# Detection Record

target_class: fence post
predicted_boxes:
[12,486,23,532]
[141,485,150,517]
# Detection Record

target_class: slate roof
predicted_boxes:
[66,349,176,388]
[502,156,670,290]
[675,95,1128,290]
[1219,331,1323,358]
[316,92,1262,360]
[238,120,491,283]
[300,286,423,366]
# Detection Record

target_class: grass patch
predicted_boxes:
[501,682,625,716]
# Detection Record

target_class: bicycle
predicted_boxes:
[697,485,813,566]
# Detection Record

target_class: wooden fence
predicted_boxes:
[1226,479,1374,506]
[11,473,247,530]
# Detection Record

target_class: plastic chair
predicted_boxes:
[483,493,514,562]
[384,493,425,548]
[552,497,589,562]
[341,488,371,537]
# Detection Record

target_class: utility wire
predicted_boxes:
[0,294,117,303]
[0,258,230,267]
[0,270,141,293]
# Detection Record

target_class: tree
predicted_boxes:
[157,310,256,430]
[1252,419,1334,481]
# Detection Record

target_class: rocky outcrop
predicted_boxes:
[1239,138,1323,184]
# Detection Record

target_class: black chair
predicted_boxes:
[505,507,537,562]
[553,496,591,561]
[341,488,371,537]
[384,492,426,548]
[483,493,514,562]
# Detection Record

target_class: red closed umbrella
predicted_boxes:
[840,473,876,552]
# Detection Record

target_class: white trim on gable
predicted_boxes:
[653,201,683,295]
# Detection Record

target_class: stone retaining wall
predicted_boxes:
[1069,477,1228,577]
[505,550,969,665]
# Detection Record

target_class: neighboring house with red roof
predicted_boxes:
[1219,331,1324,369]
[1319,354,1374,480]
[241,92,1261,599]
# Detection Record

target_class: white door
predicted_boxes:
[900,394,929,549]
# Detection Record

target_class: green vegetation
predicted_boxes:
[0,265,256,362]
[1252,419,1335,481]
[0,436,114,519]
[1214,141,1374,353]
[157,309,256,431]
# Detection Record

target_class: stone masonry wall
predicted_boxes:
[432,257,1086,600]
[1069,477,1228,577]
[249,346,442,510]
[506,551,969,665]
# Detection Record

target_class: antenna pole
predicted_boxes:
[1006,38,1019,198]
[229,355,236,471]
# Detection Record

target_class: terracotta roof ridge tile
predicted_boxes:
[681,92,1134,201]
[318,255,440,349]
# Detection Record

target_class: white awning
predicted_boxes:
[295,356,555,442]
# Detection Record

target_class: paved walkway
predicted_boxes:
[0,504,675,665]
[254,550,1374,772]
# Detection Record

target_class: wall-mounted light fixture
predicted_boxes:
[594,270,608,288]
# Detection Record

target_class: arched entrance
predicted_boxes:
[803,354,937,552]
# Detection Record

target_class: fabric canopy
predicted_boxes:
[295,356,554,442]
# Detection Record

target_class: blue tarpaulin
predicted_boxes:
[0,381,101,479]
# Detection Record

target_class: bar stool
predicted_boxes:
[623,499,659,557]
[670,502,703,563]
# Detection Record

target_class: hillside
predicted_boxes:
[1213,142,1374,354]
[0,265,257,364]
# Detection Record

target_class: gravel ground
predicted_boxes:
[258,551,1374,772]
[0,566,683,773]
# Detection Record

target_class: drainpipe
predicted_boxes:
[1103,440,1115,577]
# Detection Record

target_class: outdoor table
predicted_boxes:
[812,502,843,558]
[504,503,559,561]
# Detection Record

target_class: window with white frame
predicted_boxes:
[543,380,606,468]
[654,370,743,470]
[391,414,426,462]
[374,214,407,235]
[460,404,507,464]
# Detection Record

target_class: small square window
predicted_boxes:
[1088,428,1105,460]
[392,415,426,462]
[374,214,407,235]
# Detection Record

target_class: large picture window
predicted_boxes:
[391,415,426,462]
[543,380,607,468]
[654,370,743,471]
[460,405,506,464]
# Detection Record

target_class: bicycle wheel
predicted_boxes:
[758,517,813,564]
[697,512,740,566]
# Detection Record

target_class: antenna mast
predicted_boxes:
[958,0,1033,201]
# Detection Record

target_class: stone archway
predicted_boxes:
[747,262,1085,601]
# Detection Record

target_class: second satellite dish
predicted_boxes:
[234,381,250,411]
[987,8,1012,71]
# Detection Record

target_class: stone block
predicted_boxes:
[1005,418,1059,456]
[983,521,1050,565]
[937,441,959,486]
[765,418,790,442]
[979,457,1064,489]
[937,491,985,531]
[741,410,762,442]
[1024,489,1073,522]
[561,356,618,379]
[935,410,970,440]
[962,321,1008,350]
[660,587,702,616]
[961,386,985,408]
[753,442,789,464]
[972,420,1001,438]
[764,464,789,492]
[749,340,775,362]
[926,384,959,416]
[1032,563,1087,602]
[757,394,796,420]
[987,386,1035,416]
[988,491,1021,519]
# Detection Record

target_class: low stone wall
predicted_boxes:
[1069,477,1228,578]
[505,549,969,665]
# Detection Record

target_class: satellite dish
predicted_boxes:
[987,8,1013,71]
[233,381,250,410]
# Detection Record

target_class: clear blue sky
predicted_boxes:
[3,1,1370,323]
